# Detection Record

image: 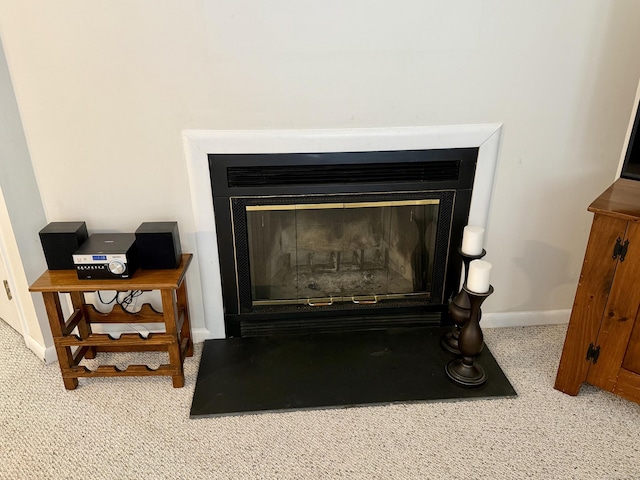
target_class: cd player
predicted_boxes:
[73,233,139,279]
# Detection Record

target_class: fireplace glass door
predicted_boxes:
[245,199,440,307]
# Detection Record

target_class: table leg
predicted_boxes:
[161,288,185,388]
[69,291,95,359]
[42,292,78,390]
[177,280,193,357]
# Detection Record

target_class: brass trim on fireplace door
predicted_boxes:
[251,292,430,307]
[245,199,440,211]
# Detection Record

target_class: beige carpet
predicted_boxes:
[1,320,639,479]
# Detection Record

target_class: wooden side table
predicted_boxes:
[29,254,194,390]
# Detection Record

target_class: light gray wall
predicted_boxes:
[0,34,51,348]
[1,1,640,336]
[0,39,47,281]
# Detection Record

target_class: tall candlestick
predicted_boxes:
[467,259,492,293]
[446,285,494,387]
[441,247,486,355]
[461,225,485,256]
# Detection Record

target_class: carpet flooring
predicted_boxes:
[1,320,639,479]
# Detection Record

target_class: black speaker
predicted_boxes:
[135,222,182,269]
[39,221,89,270]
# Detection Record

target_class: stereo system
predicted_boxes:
[73,233,139,279]
[38,221,181,280]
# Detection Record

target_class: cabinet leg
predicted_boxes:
[554,379,581,396]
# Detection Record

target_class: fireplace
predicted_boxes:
[184,125,502,340]
[209,147,480,337]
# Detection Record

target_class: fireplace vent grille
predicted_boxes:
[227,160,460,188]
[240,312,443,337]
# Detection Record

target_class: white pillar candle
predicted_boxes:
[461,225,485,256]
[467,259,492,293]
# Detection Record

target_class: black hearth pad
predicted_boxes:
[190,327,516,417]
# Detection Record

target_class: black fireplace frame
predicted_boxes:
[209,148,479,337]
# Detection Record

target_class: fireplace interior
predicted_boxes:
[247,199,439,303]
[209,148,478,337]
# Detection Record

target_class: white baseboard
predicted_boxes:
[29,313,569,365]
[43,344,57,363]
[481,309,570,329]
[24,335,57,364]
[191,327,213,344]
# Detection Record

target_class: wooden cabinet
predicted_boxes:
[555,179,640,404]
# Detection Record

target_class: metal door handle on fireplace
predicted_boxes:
[307,297,334,307]
[351,295,378,305]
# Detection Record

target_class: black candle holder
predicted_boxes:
[441,247,486,355]
[445,284,493,387]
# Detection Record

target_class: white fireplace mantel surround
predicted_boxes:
[183,125,505,339]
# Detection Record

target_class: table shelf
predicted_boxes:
[83,303,165,323]
[55,332,177,348]
[66,364,178,378]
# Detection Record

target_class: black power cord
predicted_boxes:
[96,290,143,312]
